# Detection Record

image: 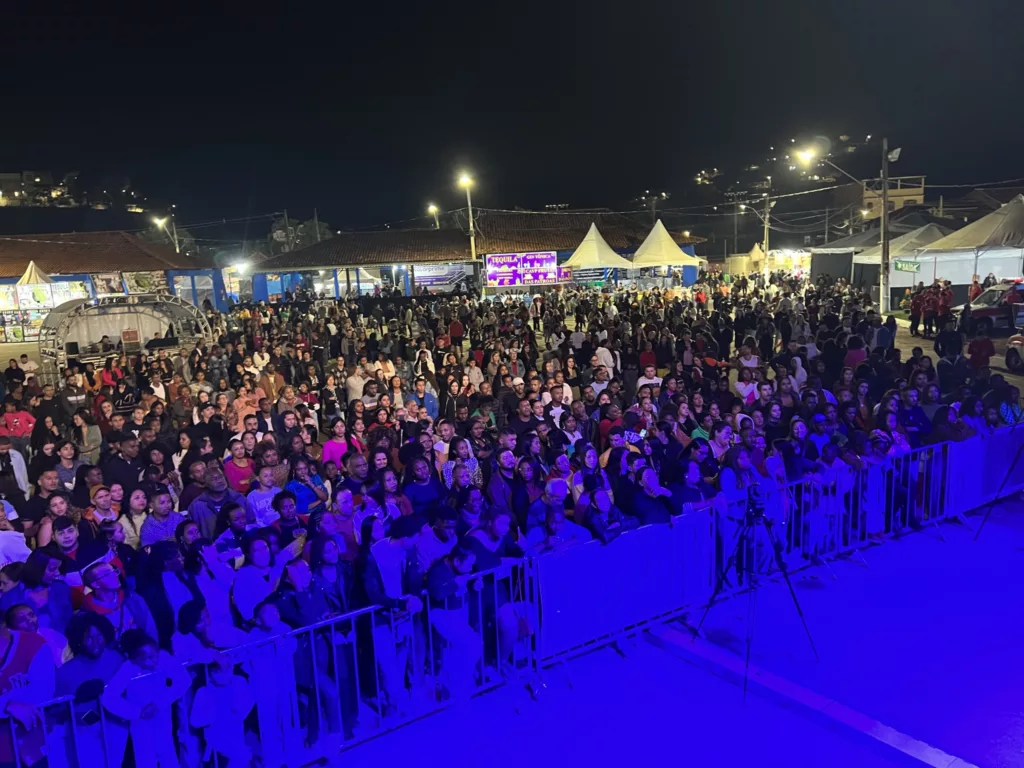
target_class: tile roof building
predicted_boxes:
[255,210,704,272]
[0,231,201,278]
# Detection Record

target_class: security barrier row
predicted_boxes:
[5,424,1023,765]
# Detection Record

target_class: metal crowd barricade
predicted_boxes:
[6,426,1024,765]
[1,559,538,767]
[534,510,716,664]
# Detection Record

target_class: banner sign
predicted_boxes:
[486,252,571,288]
[91,273,125,297]
[893,260,921,273]
[413,264,470,288]
[15,284,52,310]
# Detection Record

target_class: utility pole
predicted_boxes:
[823,206,829,245]
[938,195,944,218]
[463,185,476,261]
[879,138,891,313]
[762,196,771,257]
[283,209,292,252]
[733,203,740,255]
[313,208,322,242]
[169,219,180,254]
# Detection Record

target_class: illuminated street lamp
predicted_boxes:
[458,173,476,261]
[427,203,440,229]
[796,147,864,187]
[152,216,180,254]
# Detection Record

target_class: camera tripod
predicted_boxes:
[973,413,1024,542]
[691,495,819,700]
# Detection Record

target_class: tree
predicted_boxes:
[268,216,334,255]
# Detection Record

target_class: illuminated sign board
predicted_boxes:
[485,252,571,287]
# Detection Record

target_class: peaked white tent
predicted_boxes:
[631,220,700,268]
[890,195,1024,289]
[562,223,633,269]
[16,261,53,285]
[726,242,764,276]
[853,223,951,265]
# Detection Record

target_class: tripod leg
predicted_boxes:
[692,522,748,642]
[763,519,820,662]
[742,575,756,703]
[973,420,1024,542]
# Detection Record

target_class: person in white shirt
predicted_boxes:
[252,349,270,372]
[0,504,30,567]
[569,330,586,349]
[636,365,662,390]
[19,355,38,375]
[595,343,615,374]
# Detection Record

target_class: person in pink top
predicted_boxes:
[223,439,256,494]
[321,418,356,470]
[842,335,868,370]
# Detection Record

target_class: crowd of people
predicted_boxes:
[0,270,1019,764]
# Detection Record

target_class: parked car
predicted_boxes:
[1007,334,1024,373]
[955,280,1024,334]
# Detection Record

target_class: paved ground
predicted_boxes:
[346,502,1024,768]
[346,642,911,768]
[890,320,1023,390]
[685,498,1024,768]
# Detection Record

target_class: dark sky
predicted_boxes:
[4,2,1024,232]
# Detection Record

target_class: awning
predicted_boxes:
[562,223,633,269]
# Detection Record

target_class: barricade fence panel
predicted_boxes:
[4,426,1022,765]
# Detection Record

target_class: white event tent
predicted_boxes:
[891,195,1024,289]
[853,223,951,266]
[562,223,633,270]
[631,220,701,268]
[726,242,764,276]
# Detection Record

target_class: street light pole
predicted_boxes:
[733,203,740,255]
[153,217,180,254]
[427,204,440,229]
[880,137,891,313]
[762,177,771,257]
[459,174,476,261]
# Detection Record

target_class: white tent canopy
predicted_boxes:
[562,223,633,269]
[16,261,53,285]
[887,196,1024,289]
[631,220,700,268]
[853,223,951,264]
[918,194,1024,253]
[725,242,764,276]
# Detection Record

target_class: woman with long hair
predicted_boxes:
[31,413,63,455]
[27,437,59,486]
[1000,385,1024,426]
[441,437,482,488]
[570,443,612,504]
[368,467,413,521]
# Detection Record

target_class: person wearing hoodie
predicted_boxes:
[81,560,158,640]
[57,376,88,428]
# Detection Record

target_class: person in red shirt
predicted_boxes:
[968,279,983,302]
[909,291,925,337]
[967,326,996,370]
[922,288,939,338]
[448,319,465,362]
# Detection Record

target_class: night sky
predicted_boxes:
[4,2,1024,232]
